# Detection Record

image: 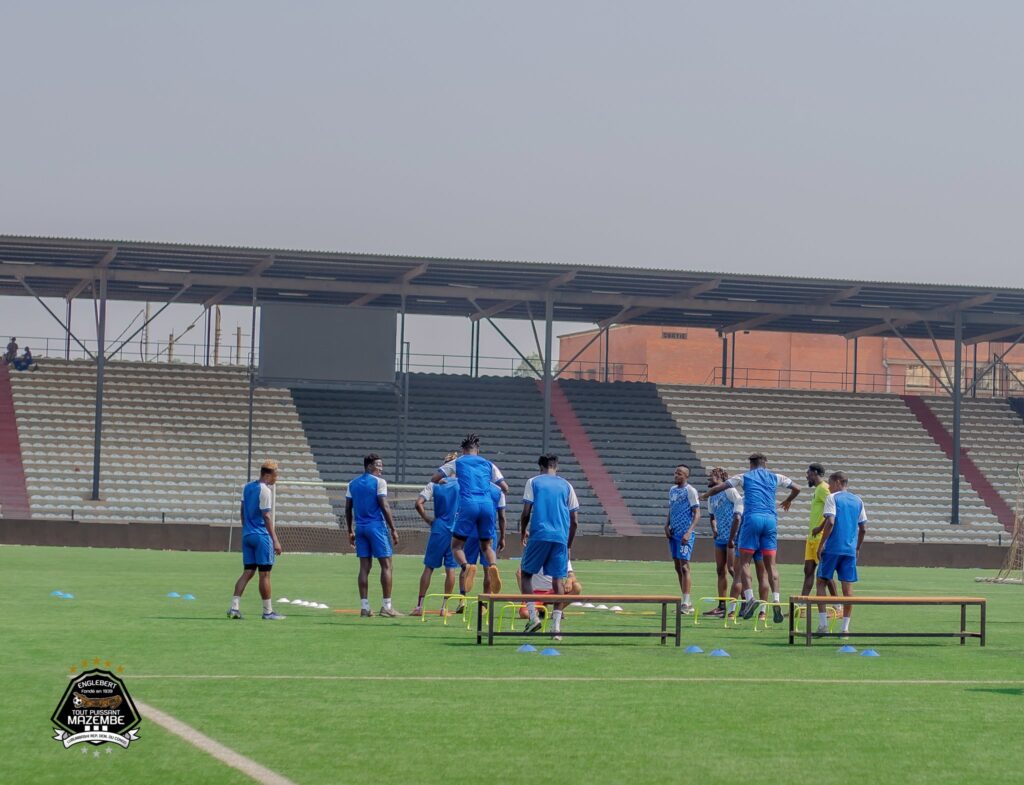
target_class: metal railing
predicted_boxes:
[3,334,254,366]
[705,365,1024,398]
[402,352,648,381]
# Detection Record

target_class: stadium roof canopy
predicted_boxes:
[1,234,1022,343]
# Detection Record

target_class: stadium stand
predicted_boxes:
[557,379,708,535]
[6,359,334,525]
[657,385,1005,545]
[920,396,1024,527]
[291,373,611,534]
[0,362,31,518]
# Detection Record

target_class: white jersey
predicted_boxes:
[531,559,574,591]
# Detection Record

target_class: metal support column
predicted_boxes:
[90,275,108,501]
[729,332,737,388]
[65,298,73,360]
[971,344,978,398]
[542,294,554,453]
[603,326,610,383]
[246,288,257,483]
[852,337,859,393]
[204,307,211,366]
[720,333,727,386]
[951,312,963,525]
[474,320,481,377]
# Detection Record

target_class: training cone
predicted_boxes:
[62,594,74,599]
[278,598,290,604]
[709,648,730,657]
[517,644,537,653]
[610,605,623,612]
[860,649,880,657]
[596,604,609,610]
[583,603,596,608]
[570,601,583,607]
[182,594,196,600]
[166,592,180,598]
[838,645,858,654]
[685,645,704,654]
[51,590,65,597]
[317,603,329,609]
[540,648,561,656]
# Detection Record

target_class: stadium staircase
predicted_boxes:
[7,359,333,525]
[557,380,708,535]
[909,396,1021,531]
[292,374,610,534]
[657,385,1004,545]
[544,380,640,535]
[0,363,31,518]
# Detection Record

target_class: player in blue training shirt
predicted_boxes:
[228,460,285,620]
[431,433,509,596]
[705,467,743,618]
[453,479,508,613]
[704,452,801,622]
[519,454,580,640]
[410,451,460,616]
[815,471,868,638]
[666,465,701,615]
[346,453,401,618]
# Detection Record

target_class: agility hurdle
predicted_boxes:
[788,595,987,647]
[476,594,682,646]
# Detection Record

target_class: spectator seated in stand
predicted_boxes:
[3,337,17,364]
[12,346,36,371]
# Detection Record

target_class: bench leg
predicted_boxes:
[960,604,966,646]
[805,601,813,647]
[660,602,667,645]
[487,599,495,646]
[675,600,682,646]
[788,599,794,644]
[980,602,986,647]
[476,597,483,644]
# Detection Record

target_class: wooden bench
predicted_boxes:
[476,594,682,646]
[788,595,987,647]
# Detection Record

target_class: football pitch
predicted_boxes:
[5,544,1023,785]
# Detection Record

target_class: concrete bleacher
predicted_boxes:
[558,379,707,535]
[657,385,1005,545]
[8,359,334,525]
[925,396,1024,519]
[292,374,611,534]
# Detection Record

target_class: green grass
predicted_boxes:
[4,545,1023,785]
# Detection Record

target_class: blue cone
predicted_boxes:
[166,592,180,598]
[51,590,65,597]
[685,645,704,654]
[860,649,880,657]
[838,645,858,654]
[62,593,74,599]
[709,648,730,657]
[182,594,196,600]
[540,648,561,656]
[517,644,537,653]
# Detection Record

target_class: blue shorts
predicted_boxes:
[668,534,694,561]
[452,496,496,541]
[461,536,492,567]
[738,513,778,555]
[817,552,858,583]
[242,533,274,568]
[424,529,457,570]
[521,539,568,579]
[355,525,393,559]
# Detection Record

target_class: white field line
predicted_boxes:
[132,675,1024,686]
[136,700,298,785]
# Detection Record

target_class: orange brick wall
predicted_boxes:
[559,325,1024,393]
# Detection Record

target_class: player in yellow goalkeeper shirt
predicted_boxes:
[801,463,840,600]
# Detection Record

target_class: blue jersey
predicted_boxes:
[708,487,743,541]
[822,490,868,556]
[241,480,273,537]
[420,478,459,534]
[489,483,506,513]
[346,472,388,528]
[438,454,504,499]
[523,474,579,544]
[729,468,793,519]
[668,484,700,535]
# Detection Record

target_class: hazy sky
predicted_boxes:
[2,2,1022,364]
